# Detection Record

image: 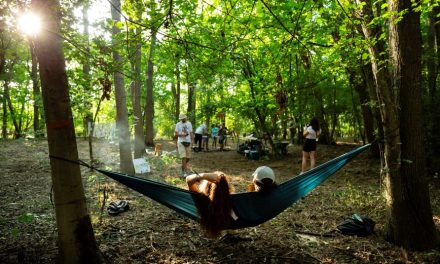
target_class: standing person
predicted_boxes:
[218,123,227,151]
[301,117,321,174]
[175,113,193,176]
[202,134,209,151]
[194,123,207,152]
[211,124,219,149]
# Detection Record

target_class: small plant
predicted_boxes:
[18,213,36,223]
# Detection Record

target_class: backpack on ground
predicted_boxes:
[337,214,375,237]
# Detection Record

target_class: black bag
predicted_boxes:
[337,214,375,237]
[181,142,191,147]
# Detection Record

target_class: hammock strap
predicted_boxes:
[49,155,95,170]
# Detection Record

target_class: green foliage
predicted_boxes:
[0,0,436,146]
[18,213,36,224]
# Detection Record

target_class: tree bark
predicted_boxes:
[361,63,382,157]
[427,0,437,102]
[186,57,195,125]
[111,0,134,174]
[30,43,43,138]
[347,67,375,145]
[131,23,145,158]
[386,0,437,250]
[31,0,102,262]
[3,80,21,139]
[144,27,157,147]
[1,85,6,139]
[81,2,96,164]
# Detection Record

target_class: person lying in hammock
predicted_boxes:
[185,166,276,238]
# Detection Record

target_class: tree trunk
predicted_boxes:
[427,0,437,102]
[1,85,6,139]
[171,60,181,138]
[435,4,440,74]
[111,0,134,174]
[132,25,145,158]
[144,27,157,147]
[31,0,102,262]
[30,43,44,138]
[386,0,437,250]
[81,2,95,164]
[347,68,375,145]
[362,63,382,157]
[3,81,21,139]
[186,58,195,125]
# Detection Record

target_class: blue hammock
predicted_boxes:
[90,144,370,229]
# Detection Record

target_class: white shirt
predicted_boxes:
[305,126,321,139]
[175,121,193,143]
[195,124,207,134]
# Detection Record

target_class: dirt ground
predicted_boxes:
[1,138,440,264]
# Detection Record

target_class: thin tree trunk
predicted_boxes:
[3,81,21,139]
[1,85,6,139]
[31,0,102,262]
[185,57,195,124]
[171,59,181,132]
[81,2,97,165]
[348,68,375,144]
[427,0,437,102]
[144,27,157,147]
[187,80,196,125]
[387,0,436,250]
[362,63,382,157]
[30,43,43,138]
[132,29,145,158]
[435,4,440,75]
[111,0,134,174]
[82,2,93,140]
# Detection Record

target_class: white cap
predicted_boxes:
[252,166,275,183]
[179,113,187,120]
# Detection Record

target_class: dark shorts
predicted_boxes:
[303,138,317,152]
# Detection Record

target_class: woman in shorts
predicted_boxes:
[301,117,321,174]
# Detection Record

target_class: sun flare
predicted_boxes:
[18,12,42,36]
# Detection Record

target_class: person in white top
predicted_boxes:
[301,117,321,174]
[194,123,207,152]
[175,113,193,176]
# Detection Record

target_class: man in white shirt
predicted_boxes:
[175,113,193,176]
[194,123,207,152]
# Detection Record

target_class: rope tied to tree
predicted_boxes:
[49,155,95,170]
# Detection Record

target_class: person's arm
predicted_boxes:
[175,124,189,138]
[176,130,189,138]
[186,172,224,192]
[303,126,309,137]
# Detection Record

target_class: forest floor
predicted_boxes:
[1,138,440,264]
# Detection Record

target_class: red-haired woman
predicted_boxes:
[186,172,235,238]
